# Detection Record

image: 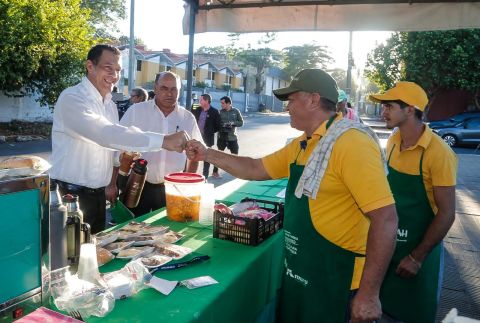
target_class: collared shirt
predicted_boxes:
[50,77,165,188]
[262,114,394,289]
[386,125,457,214]
[120,100,203,184]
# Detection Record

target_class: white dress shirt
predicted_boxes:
[50,77,165,188]
[120,100,203,184]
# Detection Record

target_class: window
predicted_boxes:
[166,66,172,71]
[466,118,480,129]
[136,60,142,71]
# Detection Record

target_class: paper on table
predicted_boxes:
[276,188,286,198]
[148,276,178,296]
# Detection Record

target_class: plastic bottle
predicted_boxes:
[49,180,68,271]
[123,159,148,208]
[199,183,215,225]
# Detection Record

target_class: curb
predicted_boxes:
[0,135,48,143]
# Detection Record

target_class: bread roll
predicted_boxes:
[0,156,40,169]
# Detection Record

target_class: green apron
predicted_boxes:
[380,145,440,323]
[280,160,361,323]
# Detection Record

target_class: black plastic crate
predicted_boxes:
[213,198,284,246]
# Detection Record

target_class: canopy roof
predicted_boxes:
[183,0,480,33]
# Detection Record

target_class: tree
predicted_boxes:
[0,0,94,106]
[282,44,333,77]
[196,46,228,56]
[117,35,146,46]
[80,0,126,39]
[330,68,357,97]
[365,30,480,107]
[236,47,284,94]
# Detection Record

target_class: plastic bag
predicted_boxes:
[102,259,150,299]
[52,271,114,319]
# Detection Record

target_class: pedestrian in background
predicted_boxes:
[130,87,148,105]
[337,89,360,122]
[212,95,244,178]
[370,82,457,323]
[192,93,221,179]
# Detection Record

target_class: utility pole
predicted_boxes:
[186,1,197,111]
[128,0,135,93]
[346,31,353,99]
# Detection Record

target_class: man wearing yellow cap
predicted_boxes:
[370,82,457,323]
[187,69,398,322]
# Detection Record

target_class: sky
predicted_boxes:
[118,0,393,71]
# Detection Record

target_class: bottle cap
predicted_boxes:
[132,159,148,175]
[62,194,79,203]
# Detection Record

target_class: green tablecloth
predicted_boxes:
[87,179,287,323]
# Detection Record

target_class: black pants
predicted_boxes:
[129,182,166,217]
[213,137,239,173]
[56,180,106,234]
[202,143,214,178]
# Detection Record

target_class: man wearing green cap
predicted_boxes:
[370,82,457,323]
[186,68,398,322]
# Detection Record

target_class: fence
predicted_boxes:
[181,88,284,113]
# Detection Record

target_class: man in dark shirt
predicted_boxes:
[212,96,244,178]
[192,94,221,179]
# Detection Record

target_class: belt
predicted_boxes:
[55,180,105,194]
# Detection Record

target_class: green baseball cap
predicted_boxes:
[338,89,348,102]
[273,69,339,103]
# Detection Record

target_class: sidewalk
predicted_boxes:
[438,154,480,320]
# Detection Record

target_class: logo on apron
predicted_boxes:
[397,228,408,242]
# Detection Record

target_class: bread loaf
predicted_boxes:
[0,156,41,169]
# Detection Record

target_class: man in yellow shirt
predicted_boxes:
[186,69,398,323]
[370,82,457,323]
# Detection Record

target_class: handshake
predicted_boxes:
[161,131,207,161]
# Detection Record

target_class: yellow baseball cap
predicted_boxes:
[369,81,428,111]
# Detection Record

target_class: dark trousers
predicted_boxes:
[56,180,106,234]
[129,181,166,217]
[203,143,214,178]
[213,137,239,173]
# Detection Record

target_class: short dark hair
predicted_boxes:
[201,94,211,103]
[395,100,423,120]
[320,97,337,112]
[220,96,232,104]
[87,44,120,65]
[148,91,155,100]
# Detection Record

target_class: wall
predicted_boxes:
[0,93,52,122]
[427,89,474,121]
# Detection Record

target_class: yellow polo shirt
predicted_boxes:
[262,115,394,289]
[386,125,457,214]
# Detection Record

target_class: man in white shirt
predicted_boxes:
[50,44,188,233]
[119,71,203,216]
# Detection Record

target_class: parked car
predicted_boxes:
[432,118,480,147]
[428,112,480,129]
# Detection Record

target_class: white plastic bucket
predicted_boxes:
[164,172,205,222]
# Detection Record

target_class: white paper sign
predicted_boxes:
[147,276,178,296]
